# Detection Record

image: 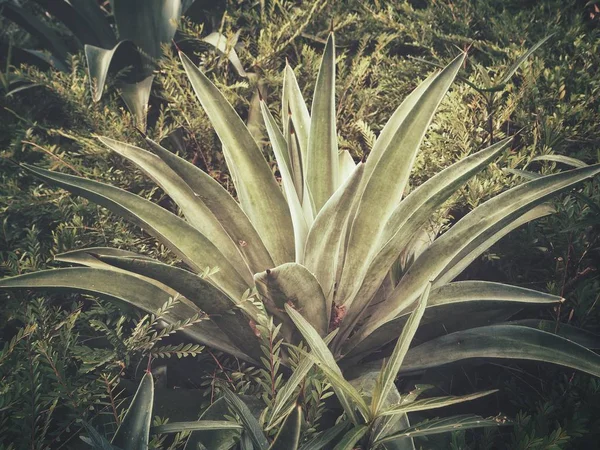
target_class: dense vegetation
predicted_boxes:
[0,0,599,448]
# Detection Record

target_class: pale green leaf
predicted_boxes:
[112,372,154,449]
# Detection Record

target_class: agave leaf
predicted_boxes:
[336,138,511,348]
[1,2,71,64]
[400,325,600,376]
[303,164,364,310]
[180,51,294,265]
[268,331,337,429]
[32,0,115,49]
[153,421,242,434]
[332,425,368,450]
[142,136,274,275]
[260,101,310,260]
[255,263,328,337]
[434,203,555,285]
[97,255,262,362]
[505,320,600,350]
[379,390,497,417]
[359,164,600,343]
[376,415,509,444]
[111,0,181,60]
[371,284,430,416]
[529,154,588,168]
[79,421,117,450]
[346,281,562,358]
[221,387,269,450]
[306,33,338,213]
[283,64,311,163]
[119,75,155,131]
[0,268,247,358]
[338,150,357,186]
[298,419,350,450]
[268,405,302,450]
[112,372,154,450]
[55,247,152,268]
[98,136,252,284]
[287,123,305,206]
[202,31,247,77]
[22,165,249,299]
[285,304,368,423]
[336,54,465,311]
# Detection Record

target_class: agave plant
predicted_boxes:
[0,0,192,129]
[2,31,600,446]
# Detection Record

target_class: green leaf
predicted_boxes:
[371,284,430,415]
[55,247,153,269]
[347,281,562,359]
[0,267,246,358]
[400,325,600,377]
[1,2,71,66]
[255,263,328,337]
[379,390,497,416]
[111,0,181,60]
[303,164,364,312]
[184,397,241,450]
[297,419,349,450]
[505,320,600,350]
[269,405,302,450]
[376,415,509,444]
[360,164,600,343]
[141,135,274,275]
[179,51,294,265]
[306,33,338,213]
[96,255,262,362]
[98,136,252,285]
[338,150,357,185]
[220,387,269,450]
[153,421,242,434]
[112,372,154,450]
[337,138,511,350]
[331,425,368,450]
[22,164,249,300]
[202,31,247,77]
[119,75,155,131]
[260,101,310,260]
[529,154,588,168]
[336,54,465,313]
[285,304,368,422]
[79,420,118,450]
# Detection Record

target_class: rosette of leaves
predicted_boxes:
[2,31,600,446]
[0,0,192,129]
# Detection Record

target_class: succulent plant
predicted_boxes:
[2,31,600,447]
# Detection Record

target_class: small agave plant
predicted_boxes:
[2,33,600,448]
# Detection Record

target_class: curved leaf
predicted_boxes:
[336,54,465,313]
[0,267,246,358]
[400,325,600,376]
[180,51,294,265]
[221,387,269,450]
[142,136,274,275]
[98,136,252,285]
[112,372,154,450]
[153,420,242,434]
[379,390,497,416]
[298,420,349,450]
[283,63,311,163]
[360,164,600,343]
[22,165,249,299]
[332,425,367,450]
[97,255,262,362]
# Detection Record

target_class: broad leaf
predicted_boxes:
[332,425,368,450]
[22,165,249,299]
[379,390,497,416]
[306,33,338,213]
[221,387,269,450]
[153,421,242,434]
[99,136,252,285]
[400,325,600,377]
[180,51,294,265]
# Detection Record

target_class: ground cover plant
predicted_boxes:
[1,0,600,448]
